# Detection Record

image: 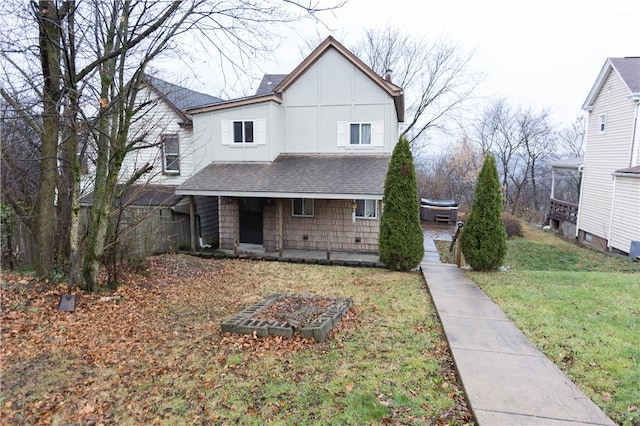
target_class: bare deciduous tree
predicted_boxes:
[353,25,482,149]
[1,0,344,289]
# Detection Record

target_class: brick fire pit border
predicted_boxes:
[220,294,353,343]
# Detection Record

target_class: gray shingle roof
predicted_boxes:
[255,74,288,96]
[144,74,223,111]
[177,154,391,198]
[610,57,640,94]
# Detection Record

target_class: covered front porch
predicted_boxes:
[175,154,391,256]
[547,157,583,236]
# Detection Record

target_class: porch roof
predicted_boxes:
[549,156,584,170]
[176,154,391,200]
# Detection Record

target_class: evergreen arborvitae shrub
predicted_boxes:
[460,154,507,271]
[379,136,424,270]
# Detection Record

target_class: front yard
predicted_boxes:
[463,227,640,425]
[1,256,472,425]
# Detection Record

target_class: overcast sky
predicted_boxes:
[169,0,640,135]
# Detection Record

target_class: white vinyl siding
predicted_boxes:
[579,68,638,244]
[608,176,640,254]
[113,85,200,186]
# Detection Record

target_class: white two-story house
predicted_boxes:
[176,36,405,255]
[81,74,224,254]
[577,57,640,257]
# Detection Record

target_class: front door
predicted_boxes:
[239,198,263,244]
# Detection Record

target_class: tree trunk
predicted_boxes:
[34,1,65,276]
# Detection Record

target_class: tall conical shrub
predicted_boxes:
[460,154,507,271]
[379,136,424,270]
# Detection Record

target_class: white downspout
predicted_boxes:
[630,101,640,167]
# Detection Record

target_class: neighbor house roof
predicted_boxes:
[614,165,640,176]
[185,36,404,122]
[175,154,391,199]
[143,74,224,124]
[549,156,584,170]
[582,57,640,110]
[254,74,288,96]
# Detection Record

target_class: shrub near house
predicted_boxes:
[460,154,507,271]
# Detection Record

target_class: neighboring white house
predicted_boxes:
[176,36,405,255]
[577,57,640,256]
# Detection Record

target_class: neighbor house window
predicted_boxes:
[355,199,377,219]
[292,199,314,217]
[162,133,179,174]
[349,123,372,145]
[599,114,606,133]
[233,120,254,143]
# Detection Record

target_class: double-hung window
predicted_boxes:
[161,133,180,174]
[350,123,372,145]
[292,199,314,217]
[599,114,606,133]
[355,200,377,219]
[233,120,254,143]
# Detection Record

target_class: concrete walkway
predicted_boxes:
[419,229,615,425]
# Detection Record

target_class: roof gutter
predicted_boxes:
[175,189,384,200]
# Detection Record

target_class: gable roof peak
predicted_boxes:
[582,56,640,110]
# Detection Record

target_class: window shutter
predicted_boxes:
[337,121,348,147]
[221,119,231,145]
[255,119,266,145]
[372,121,384,146]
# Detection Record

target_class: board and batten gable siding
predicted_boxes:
[118,85,202,186]
[608,175,640,253]
[579,68,638,242]
[191,101,284,163]
[282,48,398,154]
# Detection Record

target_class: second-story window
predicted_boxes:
[162,133,180,175]
[233,120,254,143]
[599,114,606,133]
[350,123,372,145]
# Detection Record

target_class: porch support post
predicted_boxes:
[550,168,556,199]
[189,195,196,252]
[233,198,238,255]
[277,200,283,257]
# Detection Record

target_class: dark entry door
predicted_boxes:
[239,198,263,244]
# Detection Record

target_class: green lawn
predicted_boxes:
[463,227,640,425]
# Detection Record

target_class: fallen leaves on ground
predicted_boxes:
[1,254,472,425]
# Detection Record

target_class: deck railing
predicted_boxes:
[547,199,579,224]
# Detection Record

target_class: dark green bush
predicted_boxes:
[379,136,424,270]
[502,212,524,237]
[460,154,507,271]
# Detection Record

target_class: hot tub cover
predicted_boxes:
[421,199,458,208]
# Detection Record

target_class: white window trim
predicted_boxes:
[161,133,180,175]
[337,121,384,147]
[599,114,606,134]
[355,199,378,219]
[292,198,314,217]
[221,119,266,145]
